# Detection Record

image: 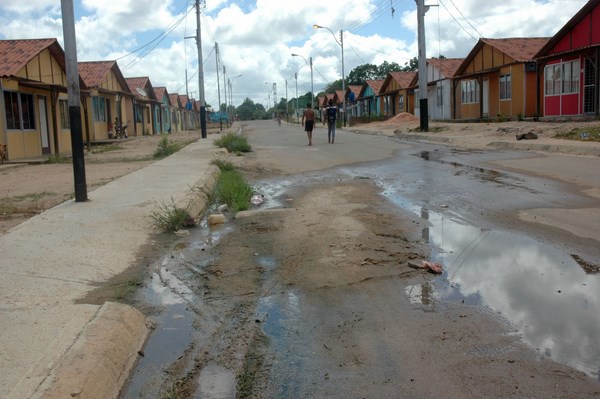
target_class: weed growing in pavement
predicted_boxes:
[213,170,254,212]
[213,132,252,153]
[149,197,193,232]
[154,134,185,158]
[555,126,600,142]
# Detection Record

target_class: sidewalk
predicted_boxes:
[0,139,222,398]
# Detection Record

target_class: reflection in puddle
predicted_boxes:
[122,223,230,398]
[385,191,600,380]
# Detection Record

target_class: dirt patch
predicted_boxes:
[152,177,600,397]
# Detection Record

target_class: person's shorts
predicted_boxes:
[305,120,314,131]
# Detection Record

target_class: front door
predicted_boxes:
[38,97,50,154]
[584,57,596,114]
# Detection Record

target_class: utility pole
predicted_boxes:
[285,79,289,122]
[223,65,228,128]
[195,0,207,138]
[215,42,222,131]
[295,72,299,123]
[61,0,87,202]
[340,29,346,127]
[417,0,429,131]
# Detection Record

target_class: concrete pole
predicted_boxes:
[285,79,289,122]
[223,65,228,127]
[60,0,87,201]
[215,42,222,131]
[310,57,314,109]
[295,72,299,123]
[417,0,429,131]
[195,0,207,138]
[341,29,346,127]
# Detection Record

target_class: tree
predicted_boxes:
[401,57,418,72]
[324,79,343,93]
[347,63,379,85]
[378,61,403,77]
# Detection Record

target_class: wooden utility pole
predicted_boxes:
[417,0,429,131]
[215,42,222,131]
[61,0,87,201]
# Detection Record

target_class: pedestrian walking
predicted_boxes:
[324,99,339,143]
[301,103,315,146]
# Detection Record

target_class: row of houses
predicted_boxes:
[322,0,600,124]
[1,38,203,161]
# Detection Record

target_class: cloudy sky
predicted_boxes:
[0,0,589,108]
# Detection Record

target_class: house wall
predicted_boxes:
[1,49,73,161]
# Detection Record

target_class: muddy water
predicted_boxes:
[122,144,600,396]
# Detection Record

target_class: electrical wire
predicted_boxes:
[118,2,194,65]
[446,0,484,38]
[438,0,478,41]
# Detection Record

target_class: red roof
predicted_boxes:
[365,79,384,95]
[0,38,65,78]
[125,76,156,100]
[78,60,131,94]
[154,86,168,102]
[535,0,600,58]
[381,71,417,93]
[169,93,181,107]
[480,38,549,62]
[427,58,464,78]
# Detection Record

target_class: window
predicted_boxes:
[499,74,511,100]
[436,86,443,106]
[461,80,479,104]
[399,94,404,110]
[92,96,107,122]
[59,100,70,129]
[545,61,580,95]
[4,91,20,129]
[3,91,35,130]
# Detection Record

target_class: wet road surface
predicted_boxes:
[120,139,600,397]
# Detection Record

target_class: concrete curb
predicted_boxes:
[36,303,149,399]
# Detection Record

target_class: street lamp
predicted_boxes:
[228,74,242,122]
[291,53,314,109]
[313,24,346,126]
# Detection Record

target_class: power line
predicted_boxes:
[446,0,484,38]
[438,0,478,41]
[118,3,193,65]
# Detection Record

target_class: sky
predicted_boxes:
[0,0,590,109]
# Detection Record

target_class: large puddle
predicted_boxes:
[384,190,600,381]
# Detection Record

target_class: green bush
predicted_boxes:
[154,135,183,158]
[213,133,252,153]
[149,197,192,232]
[213,170,254,212]
[210,158,235,171]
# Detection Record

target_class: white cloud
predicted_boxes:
[0,0,590,107]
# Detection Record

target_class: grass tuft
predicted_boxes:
[154,135,186,158]
[555,126,600,142]
[213,132,252,153]
[149,197,192,232]
[213,170,254,212]
[210,158,235,171]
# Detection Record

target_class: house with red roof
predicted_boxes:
[178,94,194,130]
[379,71,417,116]
[413,58,463,120]
[356,79,384,120]
[78,60,133,140]
[125,77,158,135]
[168,93,182,133]
[346,84,362,119]
[454,37,549,120]
[153,87,172,133]
[0,38,80,161]
[534,0,600,117]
